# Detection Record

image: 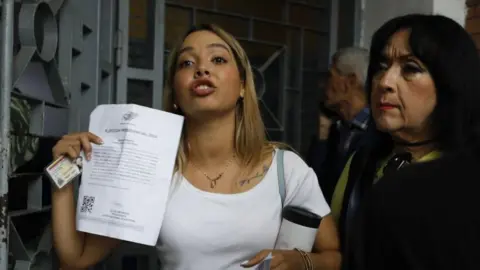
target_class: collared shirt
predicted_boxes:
[350,107,370,131]
[336,107,371,155]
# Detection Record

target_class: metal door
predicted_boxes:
[0,0,117,269]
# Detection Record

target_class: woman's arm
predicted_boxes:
[51,132,120,268]
[244,151,342,269]
[286,151,342,269]
[242,215,341,270]
[308,215,342,270]
[52,184,121,268]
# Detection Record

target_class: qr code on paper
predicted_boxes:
[80,196,95,213]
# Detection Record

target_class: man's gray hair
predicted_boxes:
[332,47,369,87]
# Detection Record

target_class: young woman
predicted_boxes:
[331,14,480,268]
[52,24,341,270]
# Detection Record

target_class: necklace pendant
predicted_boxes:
[210,179,216,188]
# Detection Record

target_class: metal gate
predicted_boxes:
[0,0,337,269]
[0,0,117,268]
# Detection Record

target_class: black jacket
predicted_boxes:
[306,124,341,204]
[346,150,480,270]
[306,121,374,204]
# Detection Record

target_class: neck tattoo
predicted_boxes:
[238,165,269,187]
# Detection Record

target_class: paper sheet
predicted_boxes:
[76,104,184,246]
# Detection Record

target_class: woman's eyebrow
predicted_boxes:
[178,43,230,56]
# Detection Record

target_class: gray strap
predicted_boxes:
[276,149,286,207]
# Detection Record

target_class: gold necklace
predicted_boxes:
[190,155,236,188]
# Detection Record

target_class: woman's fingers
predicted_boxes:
[86,132,103,145]
[52,132,102,160]
[66,145,79,160]
[79,134,93,160]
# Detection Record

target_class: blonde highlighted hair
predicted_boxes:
[163,24,288,173]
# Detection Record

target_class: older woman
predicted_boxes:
[331,13,480,260]
[347,14,480,270]
[51,24,341,269]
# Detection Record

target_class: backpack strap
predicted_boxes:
[276,149,286,207]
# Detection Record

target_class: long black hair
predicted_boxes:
[366,14,480,156]
[342,15,480,267]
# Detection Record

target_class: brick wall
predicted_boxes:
[466,0,480,50]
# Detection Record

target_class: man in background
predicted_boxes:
[306,47,372,204]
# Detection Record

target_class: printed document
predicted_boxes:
[76,104,184,246]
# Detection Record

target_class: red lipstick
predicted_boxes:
[378,102,397,110]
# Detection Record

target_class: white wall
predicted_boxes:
[433,0,467,27]
[358,0,466,48]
